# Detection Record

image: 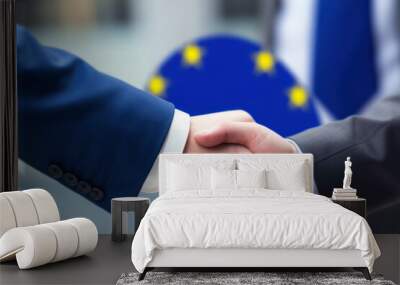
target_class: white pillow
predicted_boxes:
[166,163,210,191]
[267,167,307,191]
[236,169,267,189]
[166,160,236,192]
[237,159,308,191]
[211,168,236,190]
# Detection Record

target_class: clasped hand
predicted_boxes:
[184,110,296,154]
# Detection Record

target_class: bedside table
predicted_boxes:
[331,198,366,218]
[111,197,150,242]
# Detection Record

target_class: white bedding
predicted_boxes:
[131,190,380,273]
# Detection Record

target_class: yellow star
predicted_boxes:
[148,75,167,96]
[288,86,309,108]
[182,44,203,66]
[254,51,275,73]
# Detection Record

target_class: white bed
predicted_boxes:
[131,154,380,280]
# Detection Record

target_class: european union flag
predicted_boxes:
[147,35,320,136]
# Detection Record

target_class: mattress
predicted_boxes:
[131,190,380,273]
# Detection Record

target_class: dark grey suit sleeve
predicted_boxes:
[291,95,400,233]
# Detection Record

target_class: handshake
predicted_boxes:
[184,110,296,154]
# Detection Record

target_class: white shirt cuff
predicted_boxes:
[139,109,190,193]
[286,139,302,154]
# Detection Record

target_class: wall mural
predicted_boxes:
[147,35,320,137]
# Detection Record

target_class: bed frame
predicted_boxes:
[139,154,372,280]
[140,248,371,280]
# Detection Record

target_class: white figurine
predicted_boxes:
[342,157,353,189]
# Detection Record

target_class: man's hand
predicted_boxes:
[194,121,296,153]
[184,110,253,153]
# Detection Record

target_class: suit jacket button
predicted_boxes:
[63,172,78,187]
[89,187,104,201]
[77,181,91,194]
[48,164,63,179]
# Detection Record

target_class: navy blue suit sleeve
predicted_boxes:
[17,26,175,211]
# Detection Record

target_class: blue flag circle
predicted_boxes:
[147,35,320,136]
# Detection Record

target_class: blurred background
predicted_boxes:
[16,0,400,233]
[16,0,400,126]
[16,0,265,93]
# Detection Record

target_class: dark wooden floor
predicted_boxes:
[2,235,398,284]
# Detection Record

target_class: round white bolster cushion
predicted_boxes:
[0,189,60,237]
[0,218,98,269]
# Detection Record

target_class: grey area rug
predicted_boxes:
[117,272,396,285]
